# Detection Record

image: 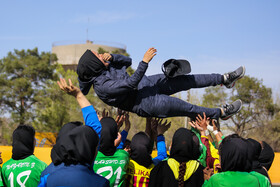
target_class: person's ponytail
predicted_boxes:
[178,162,186,187]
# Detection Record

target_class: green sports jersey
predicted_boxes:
[203,171,271,187]
[2,155,47,187]
[0,166,4,187]
[94,149,129,187]
[250,171,271,187]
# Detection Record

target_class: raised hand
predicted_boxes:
[203,167,214,181]
[101,53,112,61]
[145,117,153,140]
[212,119,218,131]
[214,163,222,173]
[116,109,125,130]
[57,78,81,97]
[97,108,109,121]
[196,112,210,131]
[143,47,157,63]
[150,118,159,136]
[114,132,122,147]
[157,119,171,135]
[124,112,131,132]
[189,121,204,132]
[57,78,91,108]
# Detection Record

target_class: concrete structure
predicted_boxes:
[52,40,127,70]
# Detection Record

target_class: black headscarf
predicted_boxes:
[55,121,83,143]
[51,124,99,166]
[77,49,106,81]
[130,132,153,168]
[99,117,118,156]
[170,128,200,163]
[259,141,275,171]
[12,125,35,160]
[247,138,269,177]
[219,135,252,172]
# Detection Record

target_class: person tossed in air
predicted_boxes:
[77,47,245,120]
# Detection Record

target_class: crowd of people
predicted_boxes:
[0,78,274,187]
[0,48,275,187]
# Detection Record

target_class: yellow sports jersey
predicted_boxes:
[201,135,221,173]
[126,159,154,187]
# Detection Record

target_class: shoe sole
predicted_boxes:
[226,66,246,88]
[221,99,243,120]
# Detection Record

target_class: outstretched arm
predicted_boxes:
[108,47,157,68]
[57,78,102,136]
[153,119,170,162]
[190,114,218,169]
[57,78,90,108]
[142,47,157,63]
[212,120,223,145]
[117,112,130,149]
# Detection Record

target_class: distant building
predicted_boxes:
[52,40,127,70]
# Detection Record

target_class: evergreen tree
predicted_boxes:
[202,76,279,137]
[0,48,57,125]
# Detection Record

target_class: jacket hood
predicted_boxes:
[77,50,106,82]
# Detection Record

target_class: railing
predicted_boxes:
[52,40,126,50]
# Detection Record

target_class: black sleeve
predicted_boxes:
[149,161,168,187]
[185,164,205,187]
[110,54,132,69]
[97,61,148,96]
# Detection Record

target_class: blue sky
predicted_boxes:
[1,0,280,97]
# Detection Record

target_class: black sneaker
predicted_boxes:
[220,99,242,120]
[223,66,246,88]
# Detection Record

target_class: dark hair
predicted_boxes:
[178,162,186,187]
[177,131,200,187]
